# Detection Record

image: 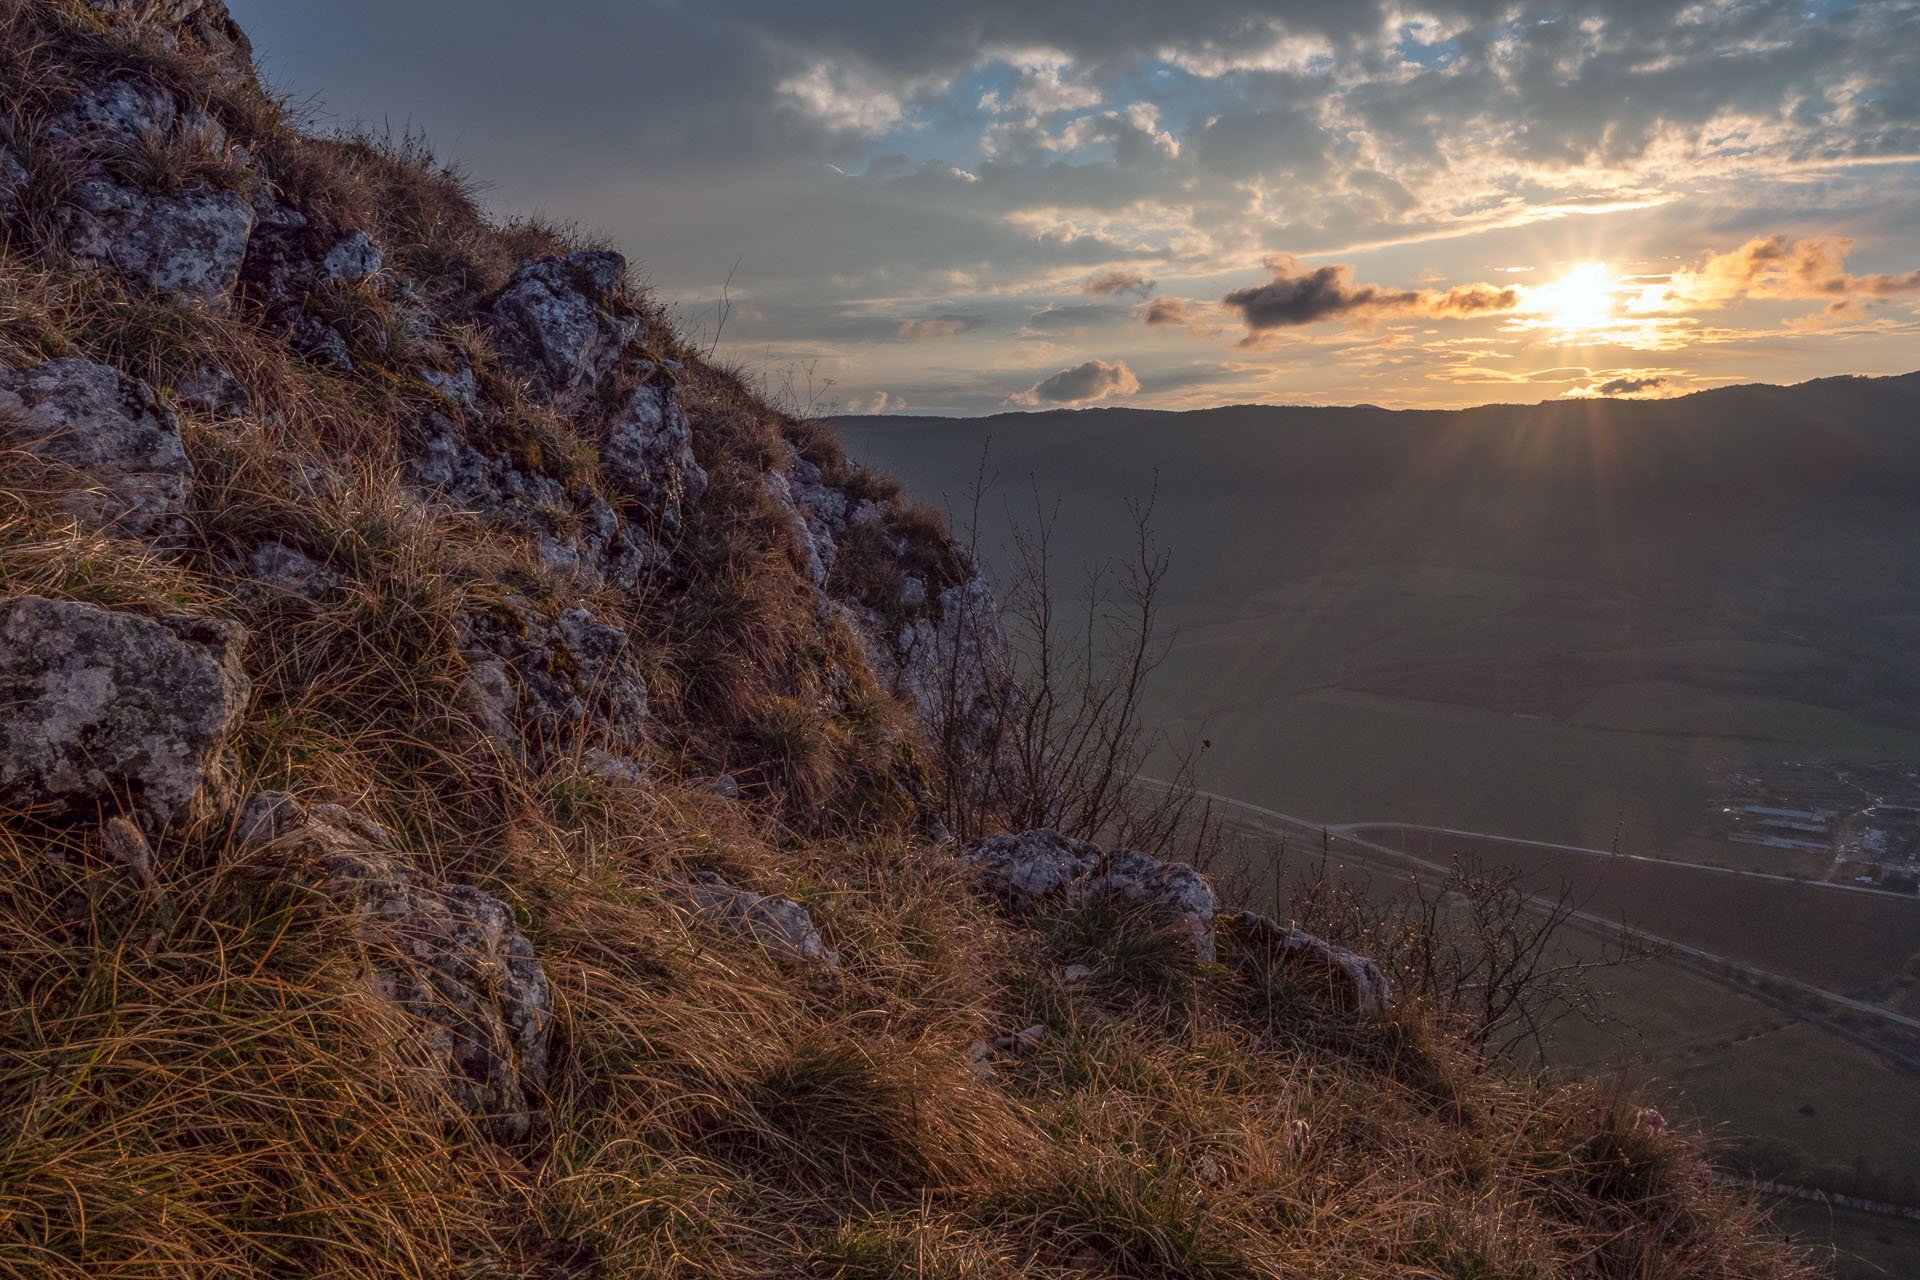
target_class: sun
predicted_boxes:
[1528,262,1617,332]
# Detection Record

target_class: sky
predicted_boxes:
[227,0,1920,414]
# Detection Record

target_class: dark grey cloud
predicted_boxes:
[1222,259,1520,332]
[1018,358,1140,403]
[1144,296,1197,325]
[1597,375,1668,395]
[1224,262,1418,329]
[1083,269,1155,297]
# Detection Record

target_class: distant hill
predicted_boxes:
[837,371,1920,851]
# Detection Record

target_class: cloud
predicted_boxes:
[1024,303,1124,332]
[894,314,985,339]
[1222,257,1521,332]
[844,390,904,413]
[1016,358,1141,404]
[775,62,907,135]
[1144,296,1196,325]
[1596,374,1669,396]
[1082,269,1156,297]
[1657,236,1920,310]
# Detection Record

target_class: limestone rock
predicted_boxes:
[962,828,1103,902]
[322,229,382,282]
[406,405,656,591]
[63,181,254,303]
[485,251,641,416]
[245,540,341,599]
[249,801,552,1140]
[172,365,250,419]
[458,597,648,756]
[602,374,707,526]
[43,79,253,304]
[960,828,1218,961]
[44,78,187,148]
[85,0,254,76]
[763,467,829,588]
[0,357,192,537]
[1086,848,1219,961]
[669,870,838,969]
[0,597,248,829]
[1218,911,1394,1013]
[876,576,1010,744]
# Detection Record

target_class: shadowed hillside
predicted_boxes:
[839,374,1920,853]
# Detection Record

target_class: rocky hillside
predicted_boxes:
[0,4,1815,1277]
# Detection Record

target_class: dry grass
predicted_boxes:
[0,3,1823,1277]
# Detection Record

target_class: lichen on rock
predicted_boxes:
[243,798,554,1141]
[0,357,193,537]
[0,596,249,830]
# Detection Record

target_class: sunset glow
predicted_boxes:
[1521,263,1619,336]
[232,0,1920,412]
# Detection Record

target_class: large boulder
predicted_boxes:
[239,799,553,1141]
[961,829,1219,960]
[0,357,192,537]
[0,597,248,829]
[1218,911,1394,1014]
[63,181,254,302]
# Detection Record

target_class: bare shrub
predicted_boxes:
[1286,845,1665,1061]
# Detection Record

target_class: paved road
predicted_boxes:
[1344,821,1915,901]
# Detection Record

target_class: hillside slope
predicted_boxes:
[0,4,1815,1277]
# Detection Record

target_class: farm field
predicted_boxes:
[838,407,1920,871]
[1348,824,1920,998]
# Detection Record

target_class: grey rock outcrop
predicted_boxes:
[1219,911,1394,1014]
[85,0,254,76]
[171,365,250,419]
[245,540,341,599]
[46,78,254,304]
[602,373,705,526]
[406,403,656,591]
[484,253,707,527]
[0,357,192,537]
[866,575,1010,746]
[485,252,639,416]
[321,229,382,283]
[961,828,1219,960]
[962,830,1391,1006]
[668,870,838,969]
[765,444,1012,749]
[64,181,254,303]
[243,800,552,1140]
[0,597,248,829]
[458,597,649,759]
